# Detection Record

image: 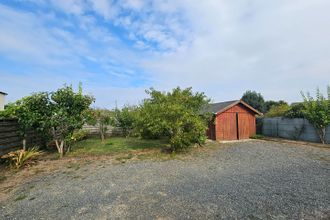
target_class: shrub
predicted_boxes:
[301,86,330,144]
[70,129,88,142]
[284,103,305,118]
[265,104,290,117]
[135,87,210,152]
[264,100,288,113]
[3,147,42,169]
[114,105,137,137]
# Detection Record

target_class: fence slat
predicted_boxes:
[0,119,43,156]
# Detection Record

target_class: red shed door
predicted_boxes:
[217,113,238,140]
[238,113,249,139]
[238,113,255,139]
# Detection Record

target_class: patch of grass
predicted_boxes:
[69,137,169,156]
[14,194,27,201]
[250,134,265,139]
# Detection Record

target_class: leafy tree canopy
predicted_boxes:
[114,105,137,137]
[265,103,290,118]
[264,100,288,113]
[135,87,210,151]
[88,108,114,142]
[0,84,94,155]
[241,90,265,113]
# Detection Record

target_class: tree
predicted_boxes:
[135,87,210,151]
[89,109,114,142]
[301,86,330,144]
[0,92,52,150]
[241,90,265,113]
[50,85,94,157]
[265,103,290,117]
[284,103,305,118]
[264,100,288,113]
[114,105,137,137]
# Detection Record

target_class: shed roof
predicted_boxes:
[0,91,7,95]
[203,100,262,115]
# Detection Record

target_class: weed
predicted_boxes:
[250,134,265,139]
[3,148,42,169]
[14,194,27,201]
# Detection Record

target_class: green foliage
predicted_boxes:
[1,84,94,157]
[265,103,291,117]
[284,103,306,118]
[3,147,42,169]
[135,87,210,151]
[50,85,95,156]
[264,100,288,113]
[250,134,264,139]
[114,105,137,137]
[301,86,330,144]
[0,92,53,148]
[70,129,88,142]
[241,90,265,113]
[88,109,114,141]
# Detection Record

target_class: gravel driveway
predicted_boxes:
[1,140,329,219]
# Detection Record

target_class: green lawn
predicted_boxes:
[69,137,169,156]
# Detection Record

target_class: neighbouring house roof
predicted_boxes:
[0,91,7,95]
[203,100,262,115]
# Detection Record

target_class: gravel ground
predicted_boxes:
[0,140,329,219]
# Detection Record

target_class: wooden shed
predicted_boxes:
[205,100,262,141]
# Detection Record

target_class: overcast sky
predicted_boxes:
[0,0,329,108]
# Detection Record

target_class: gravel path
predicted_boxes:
[1,140,329,219]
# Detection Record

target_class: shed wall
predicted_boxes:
[214,104,256,140]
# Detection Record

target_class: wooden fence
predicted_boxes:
[0,119,124,156]
[0,119,43,156]
[82,124,123,137]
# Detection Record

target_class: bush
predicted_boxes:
[70,129,88,142]
[135,87,210,152]
[265,104,290,117]
[114,106,137,137]
[284,103,305,118]
[2,147,42,169]
[301,86,330,144]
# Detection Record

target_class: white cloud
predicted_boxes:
[89,0,119,20]
[50,0,86,15]
[1,0,329,107]
[141,0,330,102]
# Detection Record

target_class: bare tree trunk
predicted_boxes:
[100,124,105,142]
[59,140,64,158]
[22,138,26,151]
[55,139,65,158]
[316,127,326,144]
[101,132,105,142]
